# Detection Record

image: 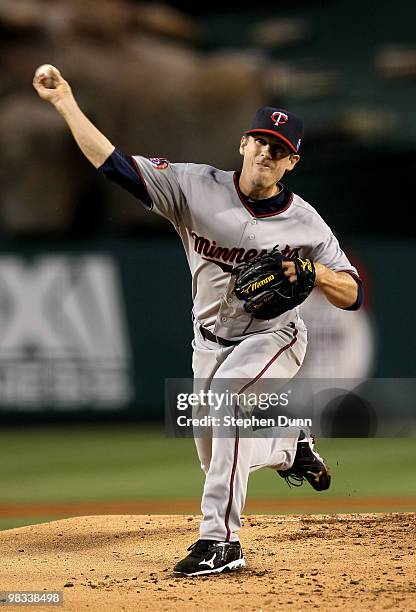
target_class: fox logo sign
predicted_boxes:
[0,256,132,408]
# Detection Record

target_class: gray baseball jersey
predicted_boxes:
[131,156,358,337]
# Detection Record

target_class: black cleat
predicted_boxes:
[278,432,331,491]
[173,540,245,577]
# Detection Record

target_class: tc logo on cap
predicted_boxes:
[271,111,288,126]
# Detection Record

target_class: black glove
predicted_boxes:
[232,246,316,320]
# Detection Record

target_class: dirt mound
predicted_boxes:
[0,513,415,611]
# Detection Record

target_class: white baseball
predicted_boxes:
[35,64,59,89]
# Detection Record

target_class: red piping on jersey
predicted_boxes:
[233,172,293,218]
[131,157,154,208]
[223,323,298,541]
[245,129,298,153]
[224,405,240,542]
[239,323,299,394]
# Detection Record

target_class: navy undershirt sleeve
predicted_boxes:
[98,148,152,207]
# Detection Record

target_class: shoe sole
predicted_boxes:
[173,557,246,577]
[305,442,331,491]
[278,438,331,492]
[305,469,331,491]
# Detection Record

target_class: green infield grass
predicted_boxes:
[0,425,414,529]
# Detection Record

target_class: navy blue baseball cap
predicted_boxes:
[245,106,303,153]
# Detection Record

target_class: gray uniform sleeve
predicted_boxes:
[131,156,188,227]
[305,218,362,309]
[306,218,359,277]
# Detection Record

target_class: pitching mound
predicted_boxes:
[0,513,415,611]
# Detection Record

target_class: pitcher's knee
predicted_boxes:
[200,459,211,474]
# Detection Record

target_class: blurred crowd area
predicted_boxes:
[1,0,415,239]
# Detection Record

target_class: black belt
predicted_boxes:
[199,325,240,347]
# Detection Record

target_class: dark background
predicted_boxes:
[0,0,415,531]
[0,0,415,419]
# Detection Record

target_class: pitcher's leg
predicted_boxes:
[200,417,250,542]
[191,328,234,474]
[249,434,298,473]
[199,325,307,542]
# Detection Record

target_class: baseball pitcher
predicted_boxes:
[33,66,362,577]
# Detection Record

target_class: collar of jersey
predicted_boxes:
[233,171,293,218]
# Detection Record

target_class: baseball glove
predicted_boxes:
[232,246,316,320]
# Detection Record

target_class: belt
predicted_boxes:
[199,325,240,347]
